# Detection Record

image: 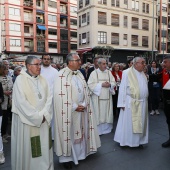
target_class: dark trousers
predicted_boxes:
[112,89,120,119]
[163,90,170,137]
[150,87,160,110]
[1,108,10,136]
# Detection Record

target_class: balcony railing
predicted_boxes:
[36,34,46,40]
[23,0,33,7]
[37,47,45,52]
[24,32,34,37]
[36,18,44,24]
[24,17,33,22]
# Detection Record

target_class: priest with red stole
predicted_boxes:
[162,55,170,148]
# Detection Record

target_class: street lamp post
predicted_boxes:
[152,0,155,61]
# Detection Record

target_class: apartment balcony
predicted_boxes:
[24,46,34,52]
[36,34,46,40]
[60,10,67,14]
[23,0,33,7]
[24,17,33,23]
[36,18,44,24]
[24,32,33,38]
[36,3,45,10]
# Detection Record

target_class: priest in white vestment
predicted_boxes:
[88,58,116,135]
[40,55,58,140]
[53,53,101,169]
[11,56,54,170]
[114,57,149,147]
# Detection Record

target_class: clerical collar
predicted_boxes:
[72,70,78,75]
[26,70,38,78]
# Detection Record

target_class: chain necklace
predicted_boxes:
[30,79,42,99]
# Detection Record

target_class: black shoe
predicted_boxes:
[162,139,170,148]
[138,145,143,149]
[63,162,72,169]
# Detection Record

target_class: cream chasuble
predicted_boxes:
[11,70,54,170]
[87,69,116,135]
[53,67,101,164]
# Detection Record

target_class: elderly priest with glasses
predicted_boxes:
[11,56,54,170]
[53,53,101,169]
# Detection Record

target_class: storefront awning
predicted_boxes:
[76,48,92,54]
[37,25,46,30]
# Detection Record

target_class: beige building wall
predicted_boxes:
[77,0,157,53]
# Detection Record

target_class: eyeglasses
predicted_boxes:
[43,58,50,60]
[29,63,41,67]
[70,59,81,62]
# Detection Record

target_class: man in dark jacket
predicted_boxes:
[162,55,170,148]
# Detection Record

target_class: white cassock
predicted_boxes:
[11,70,53,170]
[88,69,116,135]
[114,68,149,147]
[41,65,58,140]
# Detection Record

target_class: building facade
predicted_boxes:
[77,0,158,63]
[0,0,77,62]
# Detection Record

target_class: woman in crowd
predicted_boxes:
[0,63,5,164]
[148,60,162,115]
[0,65,13,143]
[111,62,122,119]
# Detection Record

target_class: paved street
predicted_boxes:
[1,109,170,170]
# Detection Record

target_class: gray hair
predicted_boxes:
[132,57,143,65]
[25,56,39,65]
[2,60,9,65]
[163,55,170,60]
[98,58,106,65]
[66,53,78,65]
[14,66,22,72]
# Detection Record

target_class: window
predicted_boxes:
[132,17,139,29]
[87,12,90,25]
[70,19,77,26]
[142,19,149,30]
[98,31,107,44]
[79,0,83,9]
[124,16,128,27]
[79,16,81,27]
[162,30,167,37]
[10,39,21,46]
[24,26,29,33]
[98,12,106,25]
[9,24,20,31]
[142,36,148,47]
[87,32,90,43]
[111,14,119,26]
[162,4,167,12]
[98,0,107,5]
[70,6,77,13]
[124,0,127,5]
[48,15,57,22]
[79,34,81,45]
[71,44,77,50]
[161,43,166,51]
[111,33,119,45]
[123,34,128,46]
[9,8,20,16]
[82,33,86,44]
[131,35,138,46]
[49,42,57,48]
[143,3,149,13]
[162,17,167,24]
[71,31,77,38]
[48,28,57,35]
[111,0,119,7]
[82,14,86,23]
[48,1,57,8]
[85,0,89,6]
[132,0,139,11]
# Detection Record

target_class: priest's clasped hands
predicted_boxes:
[75,105,85,112]
[102,81,111,88]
